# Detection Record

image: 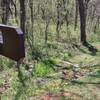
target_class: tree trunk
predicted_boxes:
[29,0,34,47]
[56,3,60,40]
[78,0,87,44]
[74,0,78,30]
[19,0,26,34]
[45,20,50,44]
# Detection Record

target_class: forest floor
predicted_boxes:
[0,42,100,100]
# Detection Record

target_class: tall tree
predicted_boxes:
[78,0,87,44]
[78,0,91,44]
[19,0,26,34]
[74,0,78,30]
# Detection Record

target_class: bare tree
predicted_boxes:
[78,0,87,44]
[74,0,78,30]
[19,0,26,34]
[1,0,12,24]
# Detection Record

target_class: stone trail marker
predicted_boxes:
[0,24,25,61]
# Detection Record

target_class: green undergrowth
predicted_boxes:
[34,58,56,77]
[0,52,100,100]
[0,27,100,99]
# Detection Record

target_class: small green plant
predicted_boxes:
[63,52,73,61]
[0,57,14,70]
[34,58,55,77]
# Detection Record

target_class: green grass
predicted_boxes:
[0,51,100,100]
[34,58,56,77]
